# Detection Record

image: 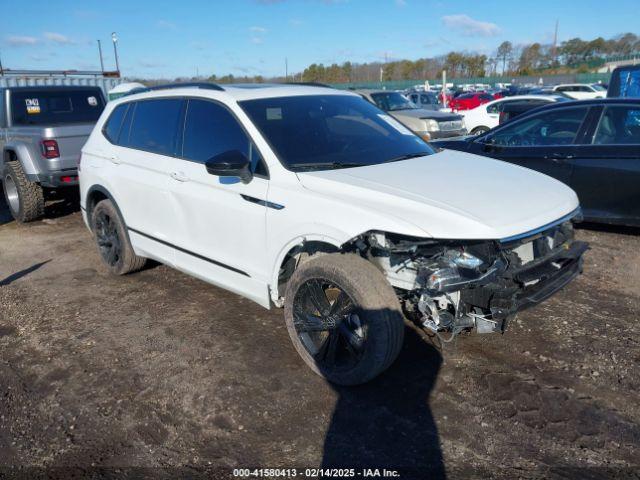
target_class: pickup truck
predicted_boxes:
[1,86,106,222]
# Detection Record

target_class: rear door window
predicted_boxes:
[593,106,640,145]
[128,98,183,156]
[10,89,105,126]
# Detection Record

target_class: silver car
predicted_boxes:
[355,89,467,141]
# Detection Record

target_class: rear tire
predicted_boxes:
[3,160,45,222]
[91,199,146,275]
[471,126,490,136]
[284,253,405,385]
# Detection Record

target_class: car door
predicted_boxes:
[166,97,270,304]
[470,105,592,184]
[107,98,184,265]
[567,104,640,225]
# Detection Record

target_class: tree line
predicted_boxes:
[297,33,640,84]
[138,32,639,86]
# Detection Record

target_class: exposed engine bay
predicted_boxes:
[346,215,588,339]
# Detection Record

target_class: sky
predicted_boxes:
[1,0,638,79]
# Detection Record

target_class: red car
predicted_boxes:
[449,92,495,111]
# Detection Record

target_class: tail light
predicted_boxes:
[41,139,60,159]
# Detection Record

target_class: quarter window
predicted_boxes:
[486,101,503,114]
[593,106,640,145]
[103,103,128,144]
[128,98,183,156]
[182,99,266,175]
[486,107,588,147]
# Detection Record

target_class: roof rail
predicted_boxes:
[129,82,225,95]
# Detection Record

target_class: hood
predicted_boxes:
[297,150,579,240]
[393,108,462,121]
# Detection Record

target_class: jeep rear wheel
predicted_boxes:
[3,161,45,222]
[91,199,146,275]
[284,253,405,385]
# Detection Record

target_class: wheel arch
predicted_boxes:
[270,234,345,306]
[2,143,39,178]
[85,184,126,231]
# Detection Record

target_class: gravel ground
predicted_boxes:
[0,194,639,479]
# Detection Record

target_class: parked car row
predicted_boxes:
[460,94,569,135]
[1,76,636,385]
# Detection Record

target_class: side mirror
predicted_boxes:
[205,150,253,184]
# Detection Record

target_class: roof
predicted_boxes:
[3,85,103,91]
[352,89,392,95]
[485,94,565,105]
[112,82,354,103]
[509,97,640,119]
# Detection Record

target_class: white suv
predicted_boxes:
[79,83,588,385]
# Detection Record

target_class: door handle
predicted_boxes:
[544,153,574,162]
[170,171,189,182]
[109,154,121,165]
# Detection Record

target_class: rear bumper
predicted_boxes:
[27,169,79,188]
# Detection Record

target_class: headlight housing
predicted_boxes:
[424,119,440,132]
[421,249,504,293]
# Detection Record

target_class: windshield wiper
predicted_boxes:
[381,152,429,164]
[291,162,363,171]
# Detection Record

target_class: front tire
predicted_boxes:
[3,160,45,222]
[91,199,146,275]
[284,253,405,385]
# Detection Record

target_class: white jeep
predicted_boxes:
[79,83,587,385]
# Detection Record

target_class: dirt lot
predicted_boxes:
[0,194,639,479]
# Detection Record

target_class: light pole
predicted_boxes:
[97,40,105,72]
[111,32,120,74]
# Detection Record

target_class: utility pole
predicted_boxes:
[0,50,4,76]
[551,19,559,66]
[97,40,105,73]
[442,70,447,109]
[285,57,288,82]
[111,32,120,74]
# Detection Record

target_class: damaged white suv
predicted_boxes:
[79,83,588,385]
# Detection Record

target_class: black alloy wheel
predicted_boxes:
[94,210,122,267]
[292,278,366,372]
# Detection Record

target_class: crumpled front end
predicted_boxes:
[346,209,588,338]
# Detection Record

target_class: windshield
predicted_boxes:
[239,94,434,172]
[10,89,105,126]
[369,92,417,111]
